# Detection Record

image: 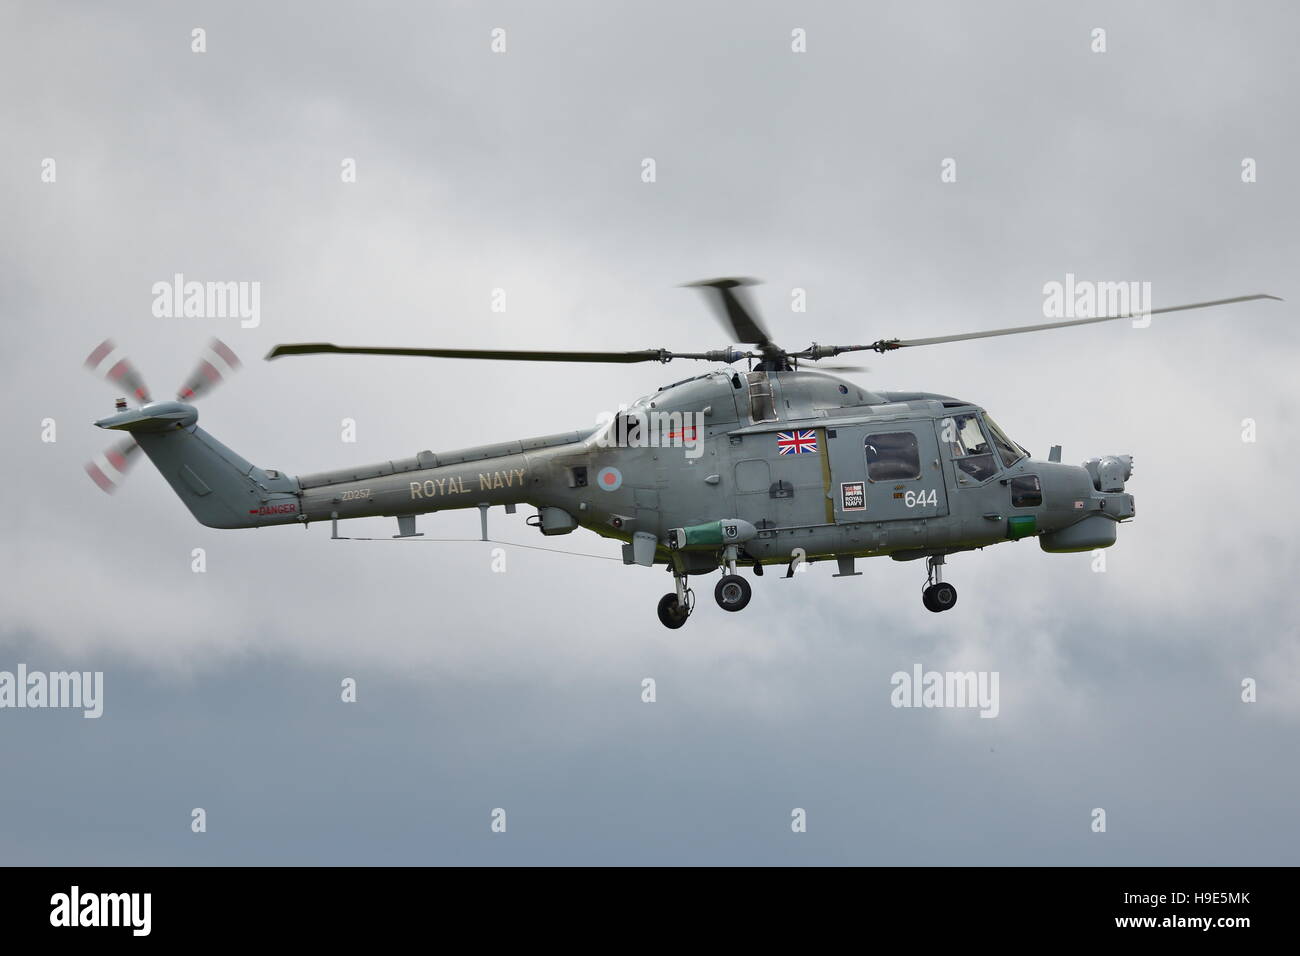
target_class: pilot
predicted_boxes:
[961,415,990,455]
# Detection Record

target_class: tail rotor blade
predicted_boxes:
[84,437,141,494]
[177,338,241,401]
[84,339,152,403]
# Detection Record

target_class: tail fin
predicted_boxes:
[94,401,300,529]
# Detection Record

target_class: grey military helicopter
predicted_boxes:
[86,280,1277,628]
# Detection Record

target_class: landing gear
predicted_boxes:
[656,546,756,625]
[714,574,752,612]
[713,544,753,612]
[922,554,958,613]
[658,565,694,629]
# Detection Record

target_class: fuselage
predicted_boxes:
[234,367,1135,571]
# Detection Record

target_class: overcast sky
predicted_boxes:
[2,0,1298,864]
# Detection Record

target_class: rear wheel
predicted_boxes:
[714,574,752,612]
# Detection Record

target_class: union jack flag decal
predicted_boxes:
[776,430,818,455]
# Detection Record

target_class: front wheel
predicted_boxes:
[657,592,690,629]
[922,582,957,613]
[714,574,752,612]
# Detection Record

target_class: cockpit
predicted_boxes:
[945,410,1029,482]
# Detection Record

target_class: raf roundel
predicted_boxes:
[596,466,623,491]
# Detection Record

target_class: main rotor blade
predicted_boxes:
[683,277,775,350]
[870,294,1281,352]
[808,363,870,373]
[266,343,750,364]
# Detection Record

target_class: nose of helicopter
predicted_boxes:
[1038,455,1134,552]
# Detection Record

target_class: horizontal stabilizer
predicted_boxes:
[94,401,198,433]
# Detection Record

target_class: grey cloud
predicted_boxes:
[1,0,1298,864]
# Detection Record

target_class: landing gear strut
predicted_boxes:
[922,554,957,613]
[657,564,694,629]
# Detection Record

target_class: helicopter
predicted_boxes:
[85,279,1278,628]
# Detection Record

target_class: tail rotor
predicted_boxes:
[83,337,241,493]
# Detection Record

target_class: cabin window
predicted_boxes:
[1010,475,1042,507]
[865,432,921,481]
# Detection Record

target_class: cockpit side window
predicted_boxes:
[950,414,989,456]
[1010,475,1042,507]
[944,412,998,483]
[983,414,1029,468]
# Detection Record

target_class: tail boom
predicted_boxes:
[96,402,583,530]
